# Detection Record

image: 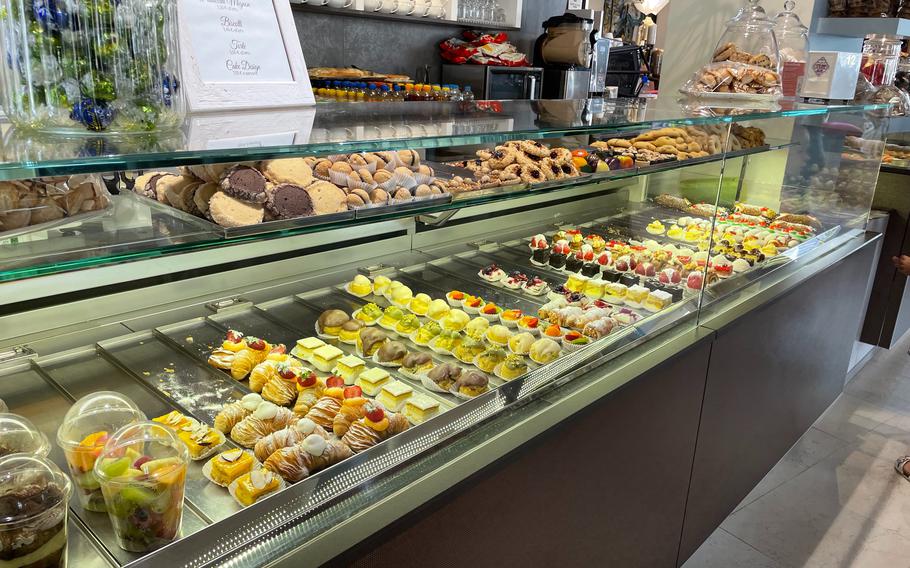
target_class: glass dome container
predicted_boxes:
[0,414,50,458]
[713,0,781,73]
[773,1,809,97]
[0,0,184,134]
[0,454,72,568]
[56,391,145,512]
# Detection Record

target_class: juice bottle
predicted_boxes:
[423,85,433,100]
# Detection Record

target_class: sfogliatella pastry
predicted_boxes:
[293,369,326,417]
[261,363,303,407]
[264,434,353,483]
[214,393,264,433]
[341,404,410,453]
[304,376,346,429]
[253,418,328,463]
[332,386,369,437]
[230,402,297,448]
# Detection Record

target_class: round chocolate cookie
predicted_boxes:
[266,183,315,219]
[220,165,268,203]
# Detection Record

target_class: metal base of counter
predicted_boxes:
[327,234,881,568]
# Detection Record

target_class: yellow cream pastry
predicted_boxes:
[485,325,512,346]
[317,309,350,337]
[232,468,281,507]
[333,355,365,384]
[475,347,507,374]
[379,306,405,329]
[385,280,404,299]
[453,338,486,364]
[430,330,463,354]
[427,299,451,322]
[395,314,421,336]
[644,290,673,313]
[498,354,529,380]
[604,283,627,304]
[667,225,684,240]
[354,303,382,325]
[292,337,326,362]
[583,278,605,300]
[207,448,254,487]
[372,275,392,297]
[508,332,536,355]
[761,243,779,257]
[409,293,431,316]
[625,285,650,308]
[465,317,490,340]
[412,321,442,345]
[311,345,343,372]
[338,319,364,344]
[376,381,414,412]
[178,420,226,460]
[348,274,373,296]
[390,285,413,308]
[529,338,561,365]
[566,274,588,293]
[355,367,391,396]
[404,394,441,425]
[442,309,470,332]
[646,220,665,235]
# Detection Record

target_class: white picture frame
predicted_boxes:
[177,0,314,113]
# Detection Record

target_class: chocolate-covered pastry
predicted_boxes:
[549,252,567,270]
[220,165,269,203]
[358,328,388,356]
[317,309,350,335]
[581,263,600,278]
[401,352,432,370]
[564,255,584,273]
[619,274,638,287]
[266,184,315,219]
[531,248,551,265]
[376,341,408,364]
[427,363,462,390]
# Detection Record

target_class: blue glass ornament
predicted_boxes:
[161,75,179,107]
[33,0,68,31]
[70,98,113,131]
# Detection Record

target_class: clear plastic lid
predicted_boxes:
[773,1,808,62]
[56,392,146,448]
[93,422,188,484]
[714,0,780,71]
[0,454,72,527]
[0,415,50,458]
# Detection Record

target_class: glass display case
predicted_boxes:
[0,98,888,567]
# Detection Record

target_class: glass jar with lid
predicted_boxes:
[0,0,184,134]
[862,35,903,86]
[773,1,808,97]
[713,0,780,73]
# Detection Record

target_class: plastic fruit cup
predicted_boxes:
[0,413,50,457]
[94,422,189,553]
[0,454,72,568]
[57,392,145,513]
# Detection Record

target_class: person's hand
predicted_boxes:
[893,255,910,276]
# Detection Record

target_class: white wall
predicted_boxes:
[658,0,815,93]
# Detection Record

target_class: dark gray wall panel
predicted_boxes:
[332,337,712,568]
[679,241,878,563]
[293,1,565,81]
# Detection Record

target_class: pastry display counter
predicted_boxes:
[0,99,890,567]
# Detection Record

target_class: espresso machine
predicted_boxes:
[533,7,611,99]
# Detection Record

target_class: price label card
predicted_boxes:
[178,0,313,112]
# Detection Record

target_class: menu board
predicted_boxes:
[178,0,314,111]
[183,0,294,84]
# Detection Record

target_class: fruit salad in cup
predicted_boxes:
[94,422,189,553]
[61,431,110,512]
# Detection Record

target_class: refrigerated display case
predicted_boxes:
[0,98,888,567]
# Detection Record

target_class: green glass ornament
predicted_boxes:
[96,32,119,59]
[93,78,116,101]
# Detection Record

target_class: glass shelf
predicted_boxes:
[0,139,797,283]
[0,98,887,181]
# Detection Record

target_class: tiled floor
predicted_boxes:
[683,335,910,568]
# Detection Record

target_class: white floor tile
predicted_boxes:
[682,528,781,568]
[812,394,896,444]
